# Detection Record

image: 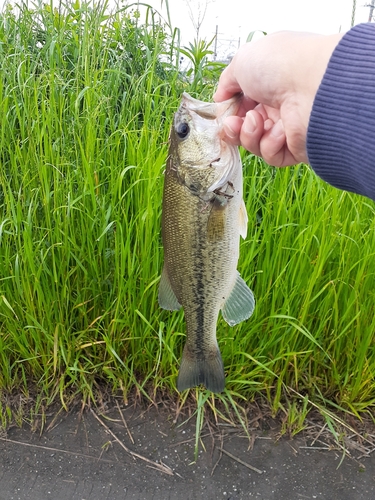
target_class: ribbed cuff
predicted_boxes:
[307,23,375,201]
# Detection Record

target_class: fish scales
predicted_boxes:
[159,93,255,393]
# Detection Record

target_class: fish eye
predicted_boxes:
[176,122,190,139]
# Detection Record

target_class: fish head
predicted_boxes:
[169,92,242,198]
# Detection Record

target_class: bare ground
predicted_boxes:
[0,396,375,500]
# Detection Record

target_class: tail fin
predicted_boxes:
[177,345,225,393]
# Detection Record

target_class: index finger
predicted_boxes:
[214,66,258,115]
[213,65,242,102]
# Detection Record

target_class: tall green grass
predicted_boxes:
[230,158,375,417]
[0,0,374,427]
[0,0,182,405]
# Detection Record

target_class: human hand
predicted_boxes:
[214,31,344,166]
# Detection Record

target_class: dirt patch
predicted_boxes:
[0,398,374,499]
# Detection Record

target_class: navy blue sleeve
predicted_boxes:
[307,23,375,201]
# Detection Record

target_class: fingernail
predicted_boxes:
[270,119,284,138]
[243,112,257,134]
[223,122,237,139]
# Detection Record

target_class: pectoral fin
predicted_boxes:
[158,266,181,311]
[207,203,225,242]
[221,271,255,326]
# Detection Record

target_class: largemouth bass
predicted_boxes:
[158,92,255,393]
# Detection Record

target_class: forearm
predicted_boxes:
[307,23,375,201]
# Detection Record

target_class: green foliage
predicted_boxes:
[229,157,375,417]
[0,0,374,433]
[179,37,225,93]
[246,30,267,42]
[0,0,181,403]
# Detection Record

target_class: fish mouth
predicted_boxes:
[180,92,242,121]
[174,93,242,194]
[175,93,241,139]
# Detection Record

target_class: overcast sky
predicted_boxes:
[142,0,369,50]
